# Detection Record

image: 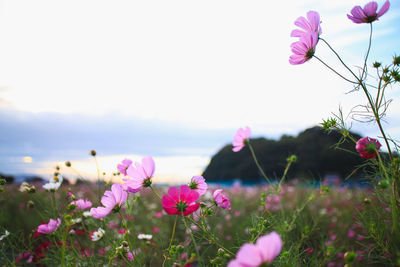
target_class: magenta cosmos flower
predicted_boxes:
[291,10,322,38]
[289,32,318,65]
[71,199,92,210]
[233,126,251,152]
[162,185,200,216]
[188,176,208,196]
[356,137,382,159]
[228,232,283,267]
[117,159,133,176]
[123,156,155,193]
[37,218,61,234]
[347,1,390,24]
[90,183,127,219]
[213,189,231,210]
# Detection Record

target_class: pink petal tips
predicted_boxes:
[228,231,283,267]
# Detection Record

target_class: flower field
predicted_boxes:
[0,179,397,266]
[1,0,400,266]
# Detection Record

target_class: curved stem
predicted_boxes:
[361,24,373,81]
[313,55,358,84]
[248,142,271,184]
[319,38,360,82]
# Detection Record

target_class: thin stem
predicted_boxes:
[94,156,101,202]
[60,224,70,267]
[168,215,178,250]
[182,215,202,266]
[313,55,358,84]
[200,213,234,256]
[278,161,292,189]
[376,152,399,233]
[248,142,271,184]
[150,185,162,200]
[319,38,361,82]
[361,24,373,81]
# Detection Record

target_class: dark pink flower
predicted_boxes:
[71,199,92,210]
[291,11,322,38]
[228,232,283,267]
[347,1,390,24]
[213,189,231,210]
[90,183,127,219]
[123,156,155,193]
[233,126,251,152]
[37,218,61,234]
[188,176,208,196]
[289,32,318,65]
[356,137,381,159]
[162,185,200,216]
[117,159,132,176]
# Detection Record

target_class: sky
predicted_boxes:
[0,0,399,184]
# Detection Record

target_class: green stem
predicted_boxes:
[278,161,292,189]
[150,185,162,200]
[248,142,271,184]
[94,156,101,202]
[60,224,70,267]
[200,213,234,256]
[360,23,373,81]
[182,215,202,265]
[168,215,178,250]
[376,152,399,233]
[313,55,357,84]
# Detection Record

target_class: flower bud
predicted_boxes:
[122,241,129,247]
[27,200,34,209]
[383,68,389,74]
[65,161,72,167]
[287,155,297,163]
[383,75,391,83]
[344,251,357,263]
[0,179,6,185]
[393,55,400,66]
[363,197,371,204]
[90,150,97,156]
[378,179,389,189]
[68,204,77,211]
[373,62,381,68]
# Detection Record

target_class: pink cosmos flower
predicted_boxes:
[123,156,155,193]
[188,176,208,196]
[356,137,381,159]
[347,1,390,24]
[233,126,251,152]
[228,232,283,267]
[289,32,318,65]
[37,218,61,234]
[90,183,127,219]
[162,185,200,216]
[291,11,322,37]
[213,189,231,210]
[71,199,92,210]
[117,159,132,176]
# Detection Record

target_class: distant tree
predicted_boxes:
[0,173,14,184]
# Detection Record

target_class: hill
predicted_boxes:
[202,126,368,182]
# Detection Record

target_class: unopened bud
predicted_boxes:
[378,179,389,189]
[65,161,72,167]
[363,197,371,204]
[344,251,357,263]
[122,241,129,247]
[393,55,400,66]
[90,150,97,156]
[373,62,381,68]
[27,200,34,209]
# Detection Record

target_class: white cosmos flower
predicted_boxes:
[91,228,105,241]
[83,211,92,217]
[137,233,152,240]
[43,176,63,191]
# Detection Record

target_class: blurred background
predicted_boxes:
[0,0,399,184]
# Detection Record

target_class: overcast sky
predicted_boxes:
[0,0,399,183]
